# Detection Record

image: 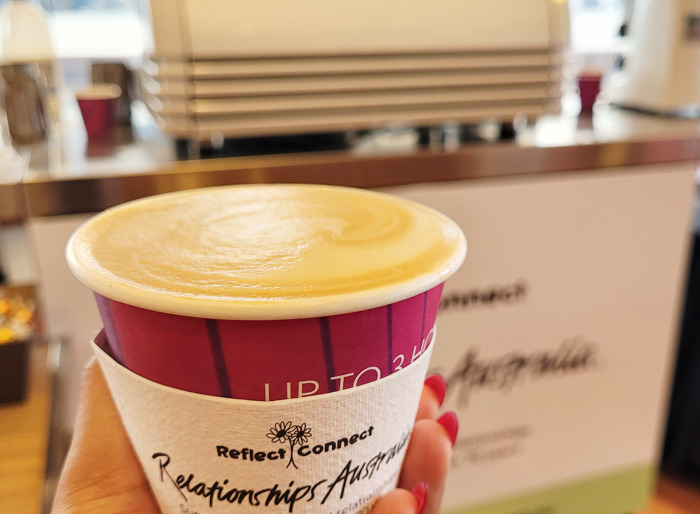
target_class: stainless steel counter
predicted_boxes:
[2,104,700,223]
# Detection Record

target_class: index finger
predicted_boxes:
[416,374,447,421]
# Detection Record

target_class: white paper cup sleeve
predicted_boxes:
[93,332,434,514]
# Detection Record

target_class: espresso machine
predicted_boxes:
[140,0,570,145]
[608,0,700,115]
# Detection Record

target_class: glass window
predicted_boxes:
[0,0,151,70]
[0,0,629,86]
[569,0,627,52]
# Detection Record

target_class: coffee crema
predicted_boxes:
[67,184,466,319]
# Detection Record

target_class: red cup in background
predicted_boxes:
[75,83,121,140]
[578,73,602,112]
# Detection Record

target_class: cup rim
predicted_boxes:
[66,185,467,320]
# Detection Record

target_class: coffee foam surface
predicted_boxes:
[67,184,466,319]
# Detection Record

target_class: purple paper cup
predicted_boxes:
[94,285,442,400]
[67,184,466,400]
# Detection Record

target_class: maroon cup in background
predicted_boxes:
[75,83,121,140]
[578,73,602,112]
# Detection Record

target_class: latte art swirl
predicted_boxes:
[67,184,466,319]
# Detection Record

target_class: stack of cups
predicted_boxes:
[66,184,466,513]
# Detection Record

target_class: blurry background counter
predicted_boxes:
[1,105,700,223]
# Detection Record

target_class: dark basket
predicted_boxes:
[0,339,29,404]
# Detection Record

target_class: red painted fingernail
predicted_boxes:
[437,411,459,446]
[424,374,447,406]
[411,481,429,514]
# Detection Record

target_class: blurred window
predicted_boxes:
[0,0,143,13]
[0,0,626,67]
[0,0,151,63]
[569,0,627,52]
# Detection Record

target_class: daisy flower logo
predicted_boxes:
[267,421,312,469]
[267,421,294,443]
[294,423,312,445]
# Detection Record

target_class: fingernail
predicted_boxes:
[437,411,459,446]
[411,481,429,514]
[424,374,447,406]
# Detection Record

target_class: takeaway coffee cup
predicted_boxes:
[67,184,466,513]
[67,184,466,400]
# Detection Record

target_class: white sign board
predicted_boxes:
[389,162,696,513]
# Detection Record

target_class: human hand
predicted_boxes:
[371,374,457,514]
[52,361,456,514]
